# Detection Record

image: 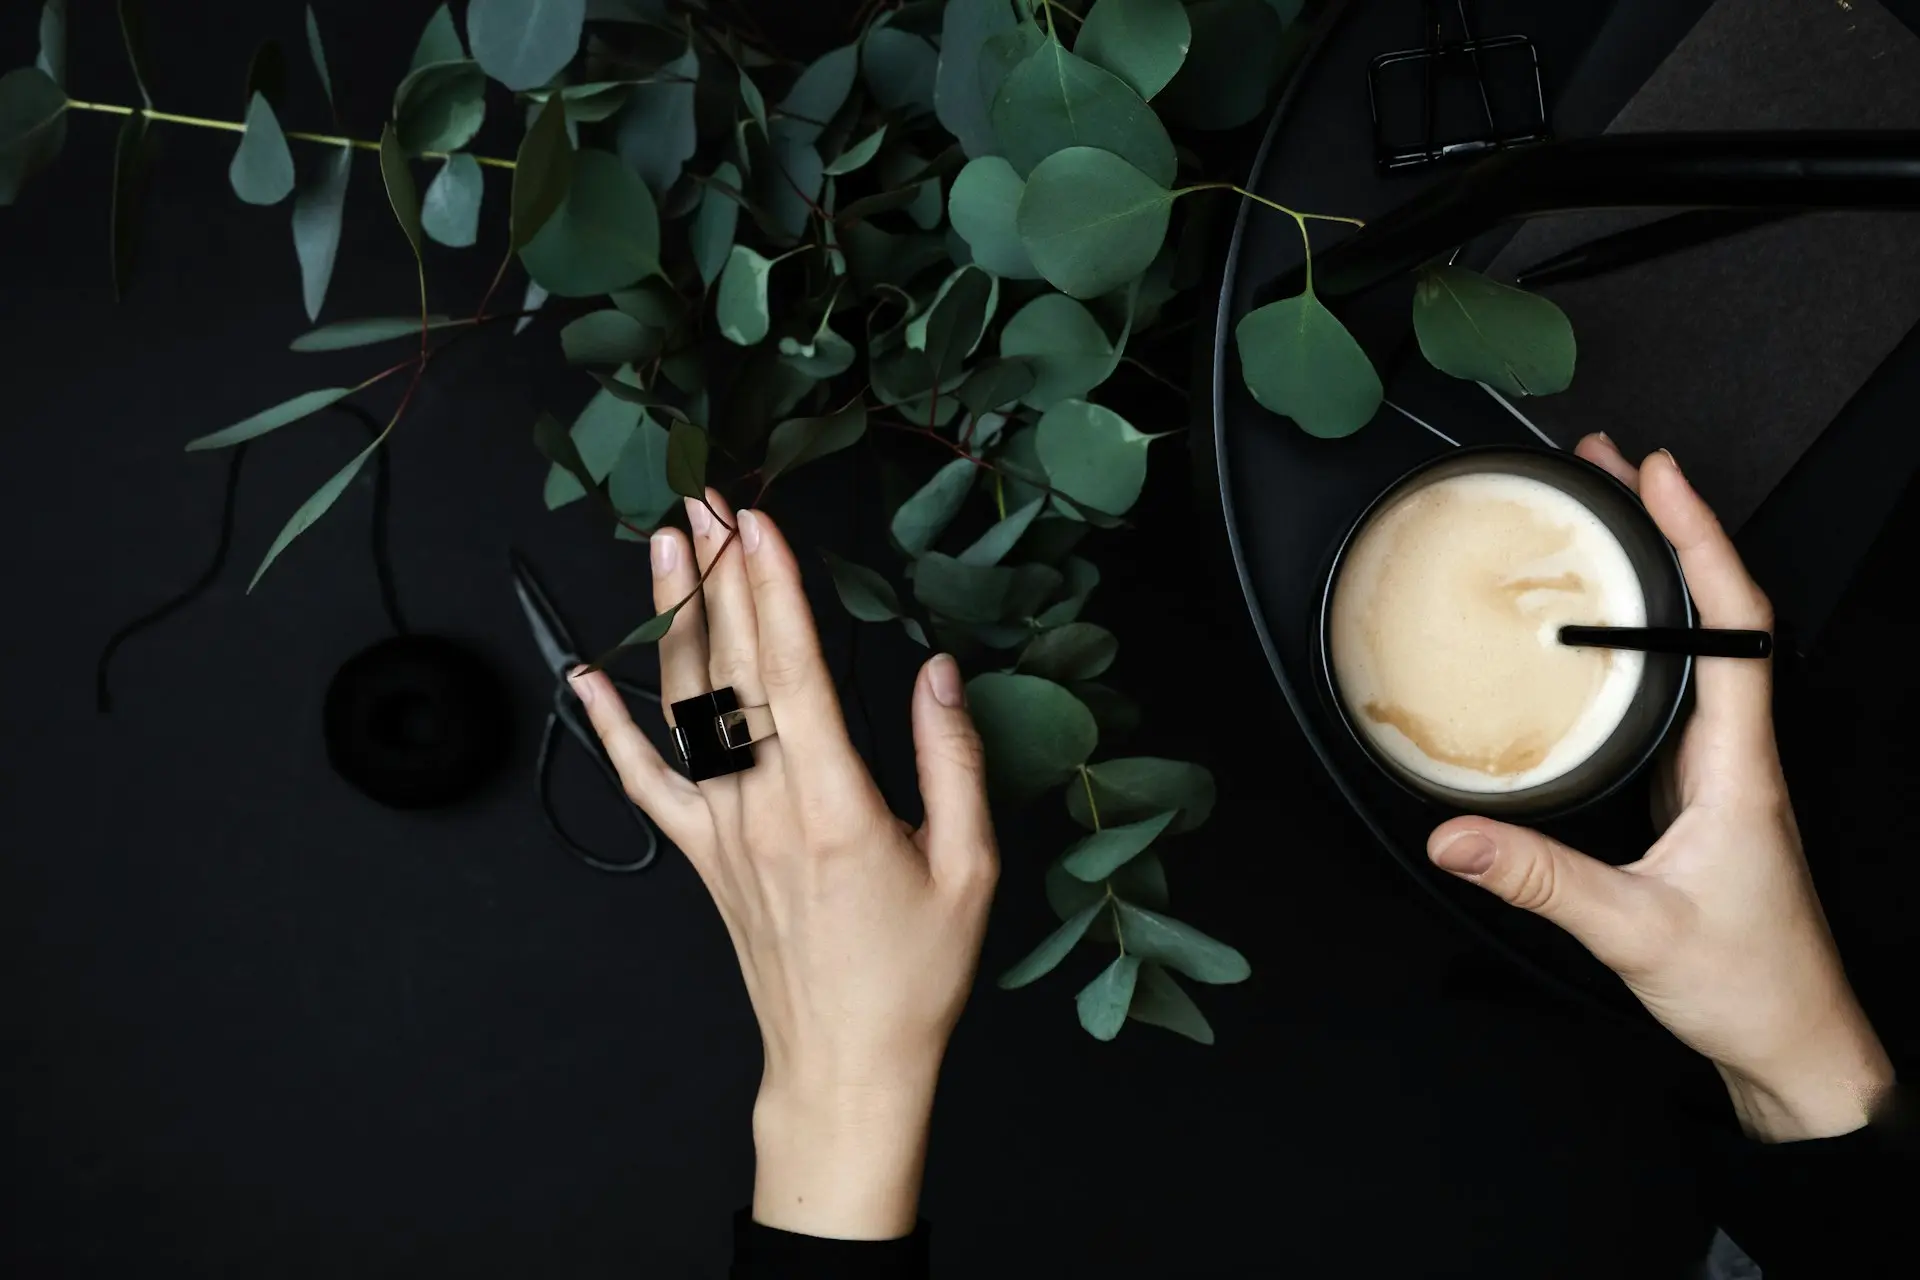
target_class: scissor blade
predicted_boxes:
[510,550,580,676]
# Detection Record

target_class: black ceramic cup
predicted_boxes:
[1315,446,1694,819]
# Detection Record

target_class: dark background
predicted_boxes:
[3,2,1914,1276]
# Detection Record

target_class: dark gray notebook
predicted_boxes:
[1485,0,1920,530]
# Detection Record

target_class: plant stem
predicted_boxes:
[62,100,517,169]
[474,250,515,323]
[1121,356,1188,398]
[1180,181,1365,229]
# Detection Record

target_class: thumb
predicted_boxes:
[911,654,996,885]
[1428,818,1646,968]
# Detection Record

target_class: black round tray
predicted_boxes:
[1203,0,1666,1019]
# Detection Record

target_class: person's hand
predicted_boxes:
[568,492,998,1239]
[1427,437,1894,1143]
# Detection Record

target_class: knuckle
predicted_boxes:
[1504,848,1561,915]
[758,643,811,693]
[708,643,756,685]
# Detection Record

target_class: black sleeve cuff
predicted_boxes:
[1705,1078,1918,1278]
[729,1209,931,1280]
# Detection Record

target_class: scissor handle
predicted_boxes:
[537,691,660,874]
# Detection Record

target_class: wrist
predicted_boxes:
[1715,1020,1895,1143]
[751,1072,939,1241]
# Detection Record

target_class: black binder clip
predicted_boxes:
[1368,0,1550,174]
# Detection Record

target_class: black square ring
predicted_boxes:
[669,688,764,782]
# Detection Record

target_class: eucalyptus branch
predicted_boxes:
[62,100,518,169]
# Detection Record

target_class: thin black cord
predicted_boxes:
[96,404,406,713]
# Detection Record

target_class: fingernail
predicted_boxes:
[567,666,595,706]
[650,533,677,577]
[1595,431,1615,448]
[928,653,965,708]
[1431,832,1495,877]
[1657,448,1680,473]
[740,509,763,554]
[686,497,713,535]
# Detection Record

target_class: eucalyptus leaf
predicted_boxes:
[560,310,657,365]
[1046,854,1107,922]
[958,496,1044,566]
[1061,810,1175,881]
[891,457,976,556]
[1129,962,1215,1044]
[998,901,1101,990]
[914,552,1014,624]
[958,358,1036,415]
[228,93,294,206]
[1070,679,1141,743]
[1019,621,1120,682]
[948,156,1040,280]
[291,315,457,352]
[610,599,684,650]
[738,67,769,132]
[37,1,66,87]
[763,402,867,482]
[1077,954,1142,1041]
[665,421,708,499]
[1036,399,1158,515]
[523,80,635,123]
[607,416,677,526]
[305,4,333,110]
[533,408,597,499]
[1036,554,1099,625]
[468,0,585,91]
[1114,902,1250,984]
[393,60,487,155]
[615,46,699,197]
[1412,266,1577,396]
[420,153,483,246]
[1111,849,1170,912]
[821,550,907,622]
[999,294,1115,410]
[291,145,350,321]
[516,278,549,335]
[410,4,465,72]
[759,124,825,240]
[1017,147,1173,299]
[716,244,776,345]
[545,370,645,507]
[249,430,390,592]
[777,45,856,145]
[692,161,742,285]
[1076,0,1191,100]
[824,125,886,176]
[863,27,939,116]
[109,109,158,301]
[116,0,154,107]
[936,0,1020,157]
[909,266,996,386]
[521,148,661,296]
[779,326,856,379]
[1068,757,1216,833]
[186,387,352,452]
[513,91,574,251]
[378,124,423,258]
[990,37,1176,185]
[966,672,1099,798]
[1158,0,1283,129]
[1235,291,1383,438]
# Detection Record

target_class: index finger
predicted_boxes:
[1638,450,1774,734]
[737,508,872,797]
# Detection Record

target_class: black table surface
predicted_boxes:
[2,3,1914,1278]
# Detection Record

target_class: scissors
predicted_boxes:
[511,549,663,874]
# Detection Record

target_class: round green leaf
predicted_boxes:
[820,550,905,622]
[891,457,977,556]
[989,37,1176,186]
[393,60,487,155]
[958,358,1037,416]
[936,0,1020,157]
[1234,291,1383,438]
[1157,0,1283,129]
[1019,621,1120,682]
[823,124,886,176]
[409,4,465,71]
[378,123,423,257]
[692,161,742,287]
[778,45,856,145]
[0,65,67,207]
[763,402,867,482]
[914,552,1016,624]
[292,145,351,321]
[420,153,482,246]
[1412,265,1577,396]
[37,0,67,87]
[512,91,574,251]
[999,294,1115,410]
[779,325,856,379]
[520,148,660,296]
[863,27,938,116]
[1062,809,1176,882]
[1068,757,1216,833]
[966,672,1099,799]
[998,901,1102,990]
[958,495,1044,567]
[976,20,1045,116]
[229,92,294,206]
[948,156,1040,280]
[1077,954,1142,1041]
[468,0,585,91]
[560,309,657,365]
[716,244,775,345]
[1016,146,1173,299]
[665,420,708,499]
[1129,963,1215,1044]
[607,416,676,526]
[1114,902,1250,984]
[1036,399,1157,515]
[614,46,698,197]
[1075,0,1192,100]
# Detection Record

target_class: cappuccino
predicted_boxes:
[1330,473,1646,794]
